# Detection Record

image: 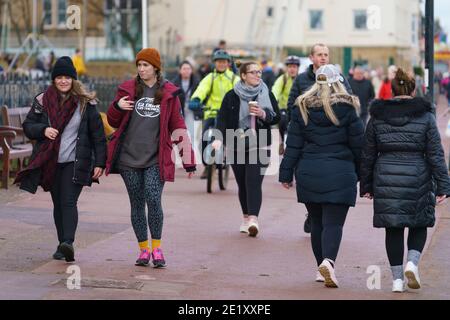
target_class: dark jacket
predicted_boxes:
[216,89,281,150]
[171,74,200,116]
[348,78,375,118]
[106,79,196,182]
[279,94,365,207]
[20,93,107,194]
[360,97,450,228]
[262,67,276,91]
[287,65,353,118]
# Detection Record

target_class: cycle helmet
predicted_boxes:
[284,56,301,66]
[212,50,231,62]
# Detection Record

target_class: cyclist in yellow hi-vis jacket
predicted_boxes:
[272,56,300,155]
[190,50,239,179]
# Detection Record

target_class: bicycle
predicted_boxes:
[203,118,230,194]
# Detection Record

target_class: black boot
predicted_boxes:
[303,213,311,234]
[58,242,75,263]
[52,245,65,260]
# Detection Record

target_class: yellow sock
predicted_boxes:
[152,240,161,250]
[139,240,150,251]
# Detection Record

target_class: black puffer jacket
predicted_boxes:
[360,97,450,228]
[279,94,365,207]
[20,93,107,194]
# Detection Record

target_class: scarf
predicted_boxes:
[233,80,273,129]
[15,85,79,192]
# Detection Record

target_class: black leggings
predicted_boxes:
[50,162,83,244]
[231,162,265,216]
[305,203,349,266]
[385,228,427,266]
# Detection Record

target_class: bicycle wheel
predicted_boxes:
[218,164,230,190]
[206,164,216,194]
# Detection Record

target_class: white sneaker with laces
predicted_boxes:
[405,261,421,289]
[392,279,406,293]
[318,259,339,288]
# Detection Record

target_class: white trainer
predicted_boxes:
[240,218,249,233]
[405,261,421,289]
[315,271,325,283]
[318,259,339,288]
[392,279,406,293]
[247,217,259,237]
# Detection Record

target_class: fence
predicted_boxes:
[0,74,123,114]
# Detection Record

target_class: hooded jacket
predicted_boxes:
[280,94,364,207]
[360,97,450,228]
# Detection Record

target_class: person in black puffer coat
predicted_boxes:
[279,64,364,288]
[14,57,107,263]
[360,68,450,293]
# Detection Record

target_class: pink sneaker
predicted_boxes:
[135,249,150,267]
[151,248,166,268]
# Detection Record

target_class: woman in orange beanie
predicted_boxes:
[106,48,196,268]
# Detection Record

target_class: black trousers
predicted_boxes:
[278,109,289,142]
[305,203,349,266]
[385,228,427,266]
[50,162,83,244]
[231,160,266,217]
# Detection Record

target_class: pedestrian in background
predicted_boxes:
[106,48,196,268]
[280,65,364,288]
[272,56,301,155]
[15,57,107,263]
[360,68,450,293]
[72,48,87,77]
[378,65,397,100]
[261,60,276,91]
[172,60,200,141]
[349,66,375,127]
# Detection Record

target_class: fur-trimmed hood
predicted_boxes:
[369,97,433,119]
[303,93,360,110]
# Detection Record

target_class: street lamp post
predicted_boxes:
[425,0,434,103]
[142,0,148,49]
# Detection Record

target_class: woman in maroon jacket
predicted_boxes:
[106,48,196,268]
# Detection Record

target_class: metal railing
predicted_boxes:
[0,74,123,113]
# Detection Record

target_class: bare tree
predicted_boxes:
[87,0,156,56]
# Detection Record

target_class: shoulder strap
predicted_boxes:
[203,73,215,105]
[281,74,288,93]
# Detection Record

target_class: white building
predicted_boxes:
[148,0,422,70]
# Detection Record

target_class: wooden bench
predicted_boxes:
[0,105,33,189]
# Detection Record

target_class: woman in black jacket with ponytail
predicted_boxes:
[360,68,450,293]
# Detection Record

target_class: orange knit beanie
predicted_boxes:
[135,48,162,70]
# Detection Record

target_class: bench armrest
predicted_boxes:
[0,126,24,135]
[0,130,17,154]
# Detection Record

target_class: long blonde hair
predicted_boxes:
[297,75,360,126]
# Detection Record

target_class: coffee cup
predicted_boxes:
[249,101,258,116]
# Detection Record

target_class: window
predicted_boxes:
[309,10,323,30]
[267,6,274,17]
[354,10,367,30]
[57,0,67,26]
[105,0,142,52]
[43,0,52,26]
